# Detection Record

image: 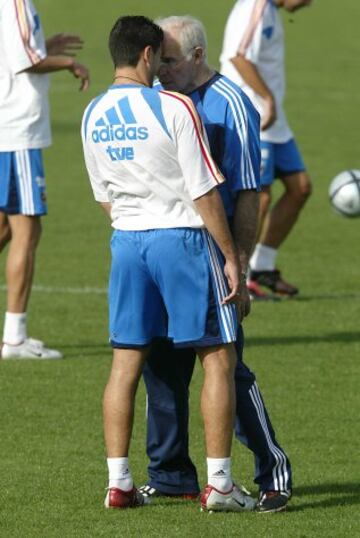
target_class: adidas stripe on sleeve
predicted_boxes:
[212,77,260,191]
[1,0,47,74]
[160,91,225,200]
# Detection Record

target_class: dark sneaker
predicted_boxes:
[257,490,291,513]
[138,484,198,500]
[249,269,299,297]
[104,487,148,509]
[247,279,278,301]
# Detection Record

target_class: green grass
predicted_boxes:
[1,0,360,536]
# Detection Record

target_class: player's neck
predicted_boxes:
[187,65,215,94]
[113,69,150,87]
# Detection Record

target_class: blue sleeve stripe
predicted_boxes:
[214,79,257,189]
[83,93,106,140]
[220,78,260,189]
[140,88,172,140]
[213,79,259,190]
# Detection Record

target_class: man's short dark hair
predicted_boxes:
[109,16,164,68]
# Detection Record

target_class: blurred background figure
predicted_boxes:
[0,0,89,359]
[220,0,313,299]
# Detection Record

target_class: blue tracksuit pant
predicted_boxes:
[143,326,292,494]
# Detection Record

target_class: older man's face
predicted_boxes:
[158,30,196,94]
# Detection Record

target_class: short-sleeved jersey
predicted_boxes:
[0,0,51,150]
[81,84,224,230]
[220,0,293,143]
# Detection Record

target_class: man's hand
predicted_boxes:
[69,61,90,91]
[222,258,241,304]
[46,33,84,56]
[283,0,312,12]
[235,278,251,322]
[261,95,277,130]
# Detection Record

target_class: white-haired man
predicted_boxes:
[220,0,313,299]
[139,15,292,513]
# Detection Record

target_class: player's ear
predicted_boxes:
[193,46,204,64]
[142,45,153,67]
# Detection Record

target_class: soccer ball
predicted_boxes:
[329,170,360,217]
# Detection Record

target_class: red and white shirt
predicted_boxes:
[82,85,224,230]
[220,0,293,143]
[0,0,51,150]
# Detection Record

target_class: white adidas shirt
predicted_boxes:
[220,0,293,143]
[0,0,51,151]
[81,85,224,230]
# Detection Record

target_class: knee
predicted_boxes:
[31,219,42,250]
[297,177,312,203]
[259,187,272,215]
[9,216,42,254]
[286,174,312,207]
[24,218,42,252]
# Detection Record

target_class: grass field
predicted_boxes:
[1,1,360,536]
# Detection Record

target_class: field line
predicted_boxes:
[0,284,107,295]
[0,284,359,300]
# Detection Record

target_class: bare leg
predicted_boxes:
[256,186,272,244]
[103,347,149,457]
[6,215,41,313]
[197,343,237,458]
[0,212,11,253]
[259,171,311,248]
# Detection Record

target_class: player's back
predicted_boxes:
[82,85,223,230]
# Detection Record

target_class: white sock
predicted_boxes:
[107,457,133,491]
[3,312,27,345]
[250,244,277,272]
[207,457,233,492]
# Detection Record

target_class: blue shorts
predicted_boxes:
[0,150,47,215]
[260,139,305,186]
[108,228,238,348]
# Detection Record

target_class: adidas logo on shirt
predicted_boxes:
[91,96,149,162]
[91,123,148,144]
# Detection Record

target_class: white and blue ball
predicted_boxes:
[329,170,360,218]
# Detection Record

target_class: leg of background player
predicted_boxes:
[259,171,311,248]
[6,214,41,314]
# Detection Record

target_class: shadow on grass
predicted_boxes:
[290,482,360,512]
[246,331,360,347]
[59,344,110,359]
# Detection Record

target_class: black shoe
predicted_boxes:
[138,484,198,500]
[257,490,291,513]
[247,279,280,301]
[249,269,299,297]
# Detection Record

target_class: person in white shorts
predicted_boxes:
[220,0,313,298]
[82,15,256,513]
[0,0,89,359]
